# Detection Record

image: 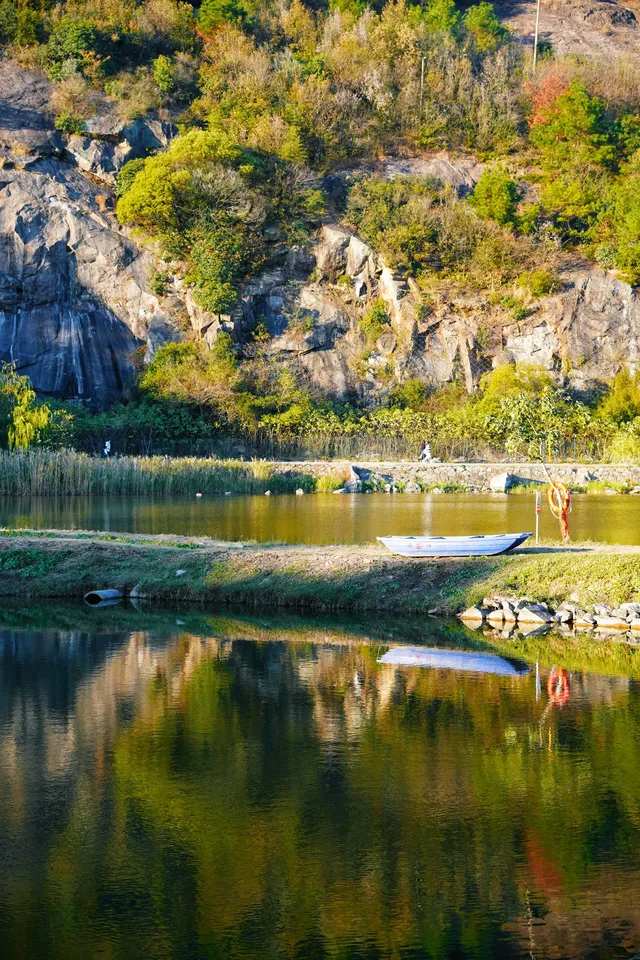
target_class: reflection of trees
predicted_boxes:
[3,628,640,958]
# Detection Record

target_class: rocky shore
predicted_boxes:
[461,597,640,641]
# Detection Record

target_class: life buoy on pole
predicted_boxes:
[547,481,571,542]
[547,668,570,707]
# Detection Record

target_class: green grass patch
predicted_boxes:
[314,474,347,493]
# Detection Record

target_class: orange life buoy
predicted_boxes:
[547,668,570,707]
[547,482,571,519]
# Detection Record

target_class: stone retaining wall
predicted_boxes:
[270,461,640,493]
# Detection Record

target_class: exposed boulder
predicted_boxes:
[64,117,176,185]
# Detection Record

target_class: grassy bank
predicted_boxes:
[2,530,640,613]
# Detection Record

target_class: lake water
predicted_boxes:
[3,602,640,958]
[2,491,640,544]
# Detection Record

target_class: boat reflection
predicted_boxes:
[378,645,530,676]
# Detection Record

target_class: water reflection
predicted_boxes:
[1,607,640,958]
[3,491,640,545]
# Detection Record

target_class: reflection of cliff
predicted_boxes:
[3,623,640,959]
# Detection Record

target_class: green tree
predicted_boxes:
[607,162,640,283]
[45,18,101,80]
[0,363,52,450]
[598,367,640,424]
[462,2,508,53]
[530,81,616,172]
[470,167,519,227]
[419,0,459,35]
[198,0,252,34]
[153,54,175,95]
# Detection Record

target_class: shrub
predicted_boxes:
[360,299,391,346]
[516,268,559,297]
[462,2,508,53]
[595,243,617,270]
[45,18,102,80]
[186,220,266,314]
[470,167,519,227]
[153,54,175,94]
[54,112,86,135]
[421,0,459,35]
[198,0,252,35]
[115,159,147,199]
[529,81,616,172]
[150,271,172,297]
[315,474,346,492]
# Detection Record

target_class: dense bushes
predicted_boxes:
[346,174,553,289]
[35,357,640,462]
[116,128,323,312]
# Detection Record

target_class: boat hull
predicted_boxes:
[377,532,532,557]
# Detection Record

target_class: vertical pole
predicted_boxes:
[535,490,541,545]
[420,56,425,116]
[533,0,542,70]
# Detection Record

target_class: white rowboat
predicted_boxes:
[377,532,532,557]
[378,646,530,676]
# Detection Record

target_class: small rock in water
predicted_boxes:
[517,622,551,637]
[432,487,443,494]
[264,490,271,496]
[575,614,596,629]
[176,569,186,577]
[459,605,486,622]
[332,488,347,494]
[196,492,202,497]
[295,488,305,496]
[224,491,232,496]
[595,615,629,630]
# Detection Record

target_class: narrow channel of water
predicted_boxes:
[2,602,640,958]
[2,491,640,544]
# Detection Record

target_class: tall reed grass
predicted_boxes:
[0,451,316,497]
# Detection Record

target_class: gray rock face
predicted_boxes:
[0,168,178,406]
[65,116,176,185]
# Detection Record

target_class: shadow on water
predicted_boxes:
[3,600,640,958]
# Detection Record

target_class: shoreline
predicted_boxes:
[4,529,640,615]
[3,449,640,497]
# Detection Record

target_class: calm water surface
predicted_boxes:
[2,492,640,544]
[2,603,640,958]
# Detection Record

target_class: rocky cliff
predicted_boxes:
[2,51,640,407]
[0,58,182,406]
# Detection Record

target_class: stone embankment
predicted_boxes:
[461,598,640,641]
[272,461,640,493]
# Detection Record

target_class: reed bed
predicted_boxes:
[0,450,316,497]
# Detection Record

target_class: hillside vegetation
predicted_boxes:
[6,0,640,458]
